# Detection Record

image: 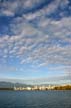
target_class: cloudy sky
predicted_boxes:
[0,0,71,84]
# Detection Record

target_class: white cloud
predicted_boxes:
[0,10,14,16]
[0,0,71,75]
[0,0,69,17]
[0,15,71,69]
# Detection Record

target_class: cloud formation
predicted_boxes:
[0,0,71,76]
[0,18,71,69]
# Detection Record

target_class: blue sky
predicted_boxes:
[0,0,71,84]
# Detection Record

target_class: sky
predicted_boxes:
[0,0,71,84]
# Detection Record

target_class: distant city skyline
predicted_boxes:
[0,0,71,84]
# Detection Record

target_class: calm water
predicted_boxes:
[0,90,71,108]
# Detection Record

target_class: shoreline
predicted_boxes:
[0,85,71,91]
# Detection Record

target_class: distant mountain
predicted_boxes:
[0,82,33,88]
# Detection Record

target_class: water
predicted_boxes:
[0,90,71,108]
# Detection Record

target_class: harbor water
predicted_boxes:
[0,90,71,108]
